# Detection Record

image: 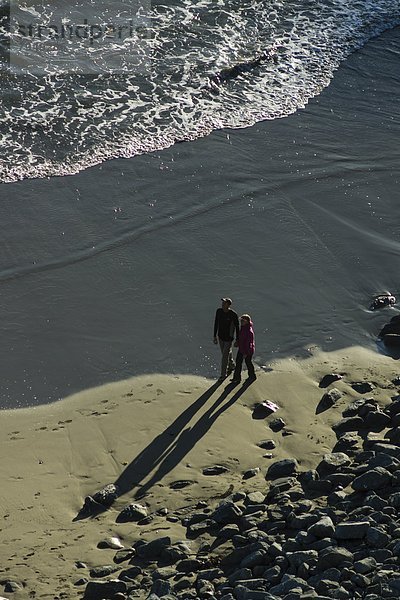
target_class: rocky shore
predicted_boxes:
[1,347,400,600]
[77,380,400,599]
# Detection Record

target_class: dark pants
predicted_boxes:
[233,351,255,380]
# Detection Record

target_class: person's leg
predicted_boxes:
[219,339,232,378]
[245,355,256,378]
[232,351,244,381]
[227,345,235,373]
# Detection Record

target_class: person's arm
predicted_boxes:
[249,329,255,355]
[234,312,240,341]
[213,309,219,342]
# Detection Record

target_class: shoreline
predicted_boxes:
[1,345,399,597]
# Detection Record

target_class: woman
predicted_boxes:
[231,314,255,383]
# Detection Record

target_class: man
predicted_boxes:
[213,298,240,381]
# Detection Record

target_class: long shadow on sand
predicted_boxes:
[114,379,254,502]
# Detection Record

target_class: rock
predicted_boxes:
[385,427,400,444]
[169,480,195,489]
[212,501,243,524]
[137,537,171,559]
[4,581,22,592]
[319,374,343,388]
[363,411,391,432]
[317,388,342,413]
[317,547,354,570]
[83,580,127,599]
[243,468,260,479]
[354,557,377,574]
[257,440,276,450]
[118,566,142,581]
[151,578,172,597]
[97,537,124,550]
[246,492,265,505]
[187,519,216,536]
[333,432,361,453]
[316,453,351,477]
[343,398,377,417]
[116,502,148,522]
[202,465,229,476]
[332,416,364,434]
[389,492,400,508]
[370,293,396,310]
[266,458,298,479]
[89,565,119,578]
[286,550,318,568]
[351,382,374,394]
[366,526,390,548]
[176,558,202,573]
[308,516,335,539]
[113,549,135,564]
[76,483,119,519]
[269,418,285,432]
[351,467,392,492]
[252,401,279,419]
[334,521,370,540]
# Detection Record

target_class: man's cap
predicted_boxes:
[221,297,232,305]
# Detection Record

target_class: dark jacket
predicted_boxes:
[214,308,239,342]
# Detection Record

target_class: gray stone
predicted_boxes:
[257,440,276,450]
[212,501,243,524]
[286,550,318,568]
[332,416,364,434]
[363,411,391,432]
[202,465,229,476]
[83,580,127,599]
[4,581,22,592]
[240,549,267,569]
[354,557,377,574]
[118,566,142,581]
[366,526,390,548]
[368,442,400,457]
[196,568,223,581]
[176,558,202,573]
[385,427,400,444]
[152,566,177,580]
[89,565,119,578]
[317,547,354,570]
[117,502,148,522]
[319,374,343,388]
[228,568,253,585]
[343,398,377,417]
[317,453,351,477]
[137,537,171,559]
[266,458,298,479]
[308,516,335,539]
[334,521,369,540]
[151,578,172,597]
[246,492,266,505]
[389,492,400,508]
[351,382,374,394]
[187,519,216,536]
[269,418,285,432]
[368,453,400,472]
[351,467,392,491]
[243,468,260,479]
[217,524,240,540]
[169,480,195,489]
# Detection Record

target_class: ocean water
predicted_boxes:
[0,3,399,407]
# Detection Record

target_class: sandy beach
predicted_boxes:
[1,345,399,598]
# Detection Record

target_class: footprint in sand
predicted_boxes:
[157,389,165,395]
